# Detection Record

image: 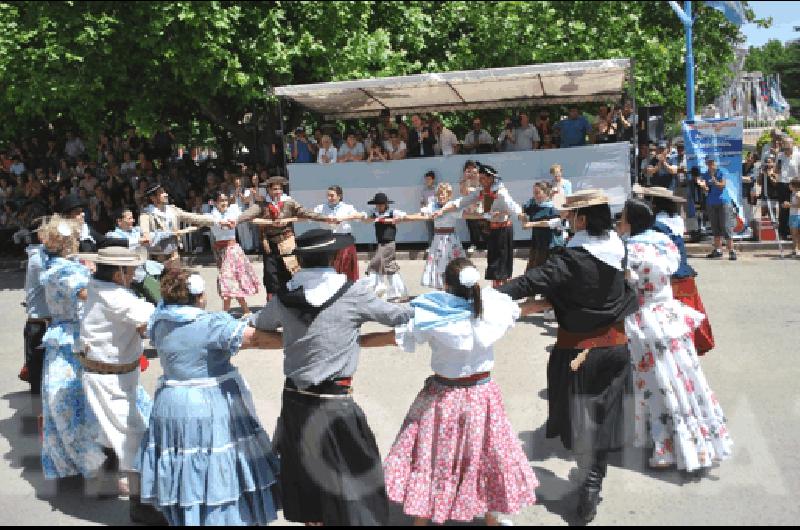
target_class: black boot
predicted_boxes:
[576,467,604,523]
[130,495,168,526]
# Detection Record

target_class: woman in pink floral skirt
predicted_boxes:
[210,191,260,315]
[381,257,539,526]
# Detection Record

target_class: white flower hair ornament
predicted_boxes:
[187,274,206,296]
[459,266,481,288]
[57,222,73,237]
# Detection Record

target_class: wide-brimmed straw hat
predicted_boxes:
[74,246,147,267]
[560,189,610,210]
[632,185,686,203]
[293,228,355,255]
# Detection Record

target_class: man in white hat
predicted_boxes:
[78,246,164,524]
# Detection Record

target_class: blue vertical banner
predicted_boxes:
[682,117,745,232]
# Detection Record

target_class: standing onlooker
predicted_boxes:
[776,137,800,240]
[407,114,435,157]
[291,127,317,163]
[430,116,458,156]
[317,135,338,164]
[646,141,678,190]
[785,178,800,257]
[337,131,366,162]
[593,104,618,144]
[462,117,494,154]
[554,105,591,148]
[534,110,552,145]
[549,163,573,209]
[498,112,540,152]
[384,129,407,160]
[615,100,637,143]
[696,158,736,260]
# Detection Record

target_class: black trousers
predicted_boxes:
[262,240,292,294]
[777,182,791,238]
[465,219,485,250]
[24,320,47,393]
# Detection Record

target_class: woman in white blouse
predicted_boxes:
[317,135,338,164]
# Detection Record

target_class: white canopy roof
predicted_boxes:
[274,59,631,119]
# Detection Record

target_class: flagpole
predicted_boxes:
[685,1,695,120]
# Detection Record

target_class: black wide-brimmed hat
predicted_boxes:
[56,195,88,214]
[293,228,355,255]
[477,163,498,178]
[367,192,394,205]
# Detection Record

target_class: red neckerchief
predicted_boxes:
[267,200,284,219]
[479,186,497,212]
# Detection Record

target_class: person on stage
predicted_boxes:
[209,191,260,315]
[312,185,366,281]
[495,190,639,523]
[238,175,332,300]
[77,246,163,524]
[634,185,715,354]
[364,192,409,300]
[371,258,539,526]
[253,228,414,527]
[136,269,282,526]
[438,164,522,287]
[619,198,733,475]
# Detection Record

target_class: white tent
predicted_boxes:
[274,59,633,120]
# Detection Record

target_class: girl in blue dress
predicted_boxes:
[137,269,282,526]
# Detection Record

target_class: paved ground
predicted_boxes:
[0,253,798,526]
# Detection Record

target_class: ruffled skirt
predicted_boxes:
[671,277,715,355]
[136,377,279,526]
[625,299,733,471]
[384,378,538,524]
[422,233,464,289]
[216,242,260,298]
[41,322,107,479]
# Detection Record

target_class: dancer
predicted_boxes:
[521,181,565,270]
[238,175,332,299]
[137,269,282,526]
[210,191,260,314]
[440,164,522,287]
[313,185,366,281]
[20,219,50,394]
[496,190,639,523]
[636,185,715,355]
[254,228,414,526]
[459,160,484,254]
[619,198,733,474]
[380,258,539,525]
[364,192,409,300]
[38,215,107,481]
[414,182,465,289]
[77,246,162,523]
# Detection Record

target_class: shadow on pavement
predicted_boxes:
[0,271,25,291]
[0,391,131,526]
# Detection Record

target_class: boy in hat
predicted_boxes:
[77,246,163,524]
[254,228,414,527]
[437,164,522,287]
[364,192,409,299]
[238,175,333,300]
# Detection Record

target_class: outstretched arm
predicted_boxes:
[241,327,283,349]
[360,330,397,348]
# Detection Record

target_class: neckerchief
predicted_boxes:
[567,230,626,271]
[410,291,473,331]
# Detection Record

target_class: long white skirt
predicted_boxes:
[421,233,464,289]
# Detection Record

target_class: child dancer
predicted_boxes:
[313,185,366,281]
[210,191,260,315]
[364,192,408,300]
[380,258,539,526]
[520,181,564,271]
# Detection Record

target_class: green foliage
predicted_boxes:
[0,1,756,152]
[745,33,800,119]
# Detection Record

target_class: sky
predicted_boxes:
[740,1,799,47]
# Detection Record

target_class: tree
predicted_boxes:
[745,32,800,119]
[0,1,761,157]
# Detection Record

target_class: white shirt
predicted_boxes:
[314,201,361,234]
[422,201,461,229]
[384,140,407,157]
[317,146,338,164]
[435,127,459,156]
[394,288,519,379]
[777,148,800,183]
[454,184,522,222]
[210,204,241,241]
[80,279,155,364]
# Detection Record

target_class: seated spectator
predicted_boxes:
[64,130,86,161]
[430,116,458,156]
[10,155,26,177]
[462,117,494,154]
[291,127,317,163]
[554,105,591,148]
[338,131,365,162]
[540,133,556,150]
[407,114,435,157]
[318,134,338,164]
[367,144,388,162]
[138,151,153,173]
[120,150,137,178]
[1,202,20,228]
[384,129,407,160]
[398,122,410,143]
[364,127,381,152]
[498,111,539,152]
[80,168,98,195]
[0,175,13,204]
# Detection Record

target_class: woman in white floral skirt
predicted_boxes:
[619,198,733,475]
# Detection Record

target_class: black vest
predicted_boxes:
[373,210,397,244]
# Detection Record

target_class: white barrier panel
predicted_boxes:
[288,142,631,243]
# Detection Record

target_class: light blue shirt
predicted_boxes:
[24,244,50,319]
[555,116,591,148]
[107,226,142,249]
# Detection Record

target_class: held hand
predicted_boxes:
[139,235,150,246]
[431,210,444,219]
[491,210,503,220]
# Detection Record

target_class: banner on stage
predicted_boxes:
[682,117,745,234]
[286,143,632,244]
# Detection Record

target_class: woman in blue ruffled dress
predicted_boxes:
[136,269,282,526]
[39,215,107,480]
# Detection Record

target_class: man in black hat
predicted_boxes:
[238,176,333,300]
[56,195,128,253]
[254,228,413,527]
[138,183,220,267]
[364,192,409,299]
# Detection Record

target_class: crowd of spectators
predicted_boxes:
[286,101,638,164]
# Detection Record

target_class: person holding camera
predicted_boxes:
[498,111,539,152]
[291,127,317,164]
[592,104,618,144]
[462,117,494,155]
[645,141,678,190]
[696,159,736,260]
